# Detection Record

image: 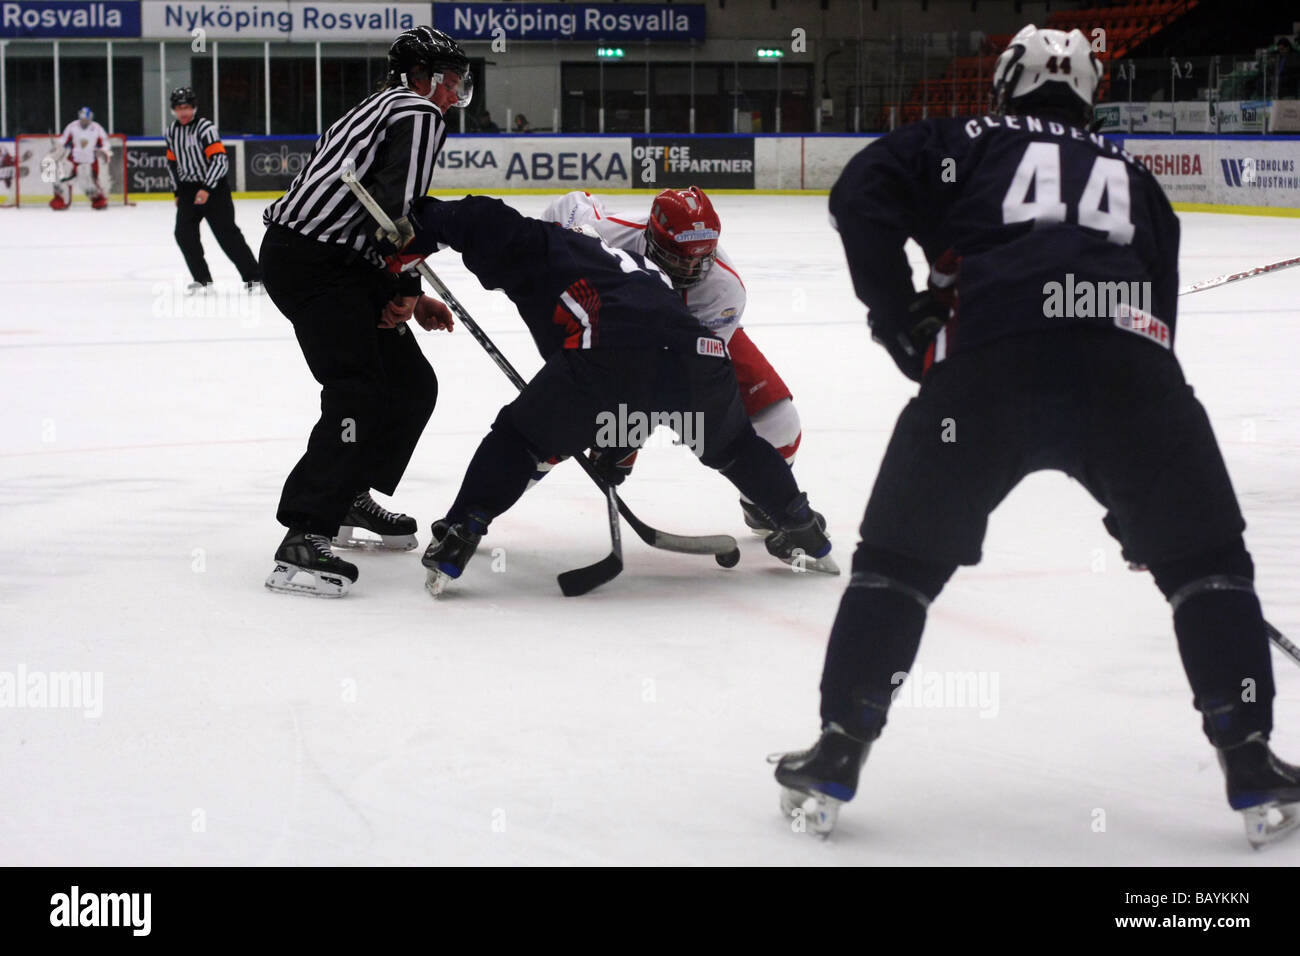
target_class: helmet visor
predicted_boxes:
[432,69,473,109]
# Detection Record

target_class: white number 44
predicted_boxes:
[1001,142,1135,245]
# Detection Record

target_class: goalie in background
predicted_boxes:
[49,107,111,210]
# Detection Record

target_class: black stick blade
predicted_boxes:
[557,553,623,597]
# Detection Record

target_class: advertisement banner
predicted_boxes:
[244,137,314,191]
[1122,138,1214,204]
[128,139,237,194]
[1,1,140,38]
[1214,100,1268,133]
[432,137,631,189]
[1173,102,1211,133]
[1272,100,1300,133]
[141,2,426,41]
[435,3,705,42]
[1126,102,1173,132]
[631,137,754,189]
[1212,140,1300,207]
[1093,103,1124,134]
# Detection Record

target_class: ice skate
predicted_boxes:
[333,491,418,551]
[265,530,358,598]
[769,724,872,837]
[421,515,486,598]
[764,492,839,574]
[245,280,264,293]
[1218,733,1300,848]
[739,497,777,538]
[186,280,213,295]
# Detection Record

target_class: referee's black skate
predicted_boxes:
[769,724,872,837]
[265,530,359,598]
[764,492,838,574]
[422,514,487,598]
[1218,733,1300,848]
[334,491,418,551]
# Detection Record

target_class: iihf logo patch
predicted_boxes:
[696,336,726,358]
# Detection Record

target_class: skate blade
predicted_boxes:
[333,527,418,552]
[265,563,350,598]
[779,786,843,838]
[787,552,841,575]
[425,567,454,599]
[1242,801,1300,848]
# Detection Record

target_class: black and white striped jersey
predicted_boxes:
[263,87,447,264]
[165,117,229,192]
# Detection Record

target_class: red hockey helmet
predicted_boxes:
[645,186,721,288]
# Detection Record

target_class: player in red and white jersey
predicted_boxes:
[51,107,111,210]
[540,187,804,535]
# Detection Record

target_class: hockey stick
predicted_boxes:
[1175,255,1300,669]
[339,164,738,588]
[558,484,623,596]
[1266,621,1300,668]
[1179,255,1300,297]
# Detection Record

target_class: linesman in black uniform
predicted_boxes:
[164,87,261,293]
[260,27,469,598]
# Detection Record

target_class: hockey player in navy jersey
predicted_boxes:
[393,194,837,595]
[773,25,1299,845]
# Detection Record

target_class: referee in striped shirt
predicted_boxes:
[259,27,469,597]
[166,87,261,292]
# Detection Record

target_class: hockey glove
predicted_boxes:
[374,216,416,255]
[871,290,951,383]
[588,447,638,487]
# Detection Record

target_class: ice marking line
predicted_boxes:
[0,336,297,351]
[258,703,305,867]
[0,437,302,459]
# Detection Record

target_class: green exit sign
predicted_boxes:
[597,47,625,58]
[756,48,784,59]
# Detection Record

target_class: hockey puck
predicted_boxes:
[715,549,740,569]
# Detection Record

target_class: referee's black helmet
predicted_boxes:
[387,27,469,86]
[169,86,197,108]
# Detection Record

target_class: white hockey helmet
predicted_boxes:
[991,25,1103,118]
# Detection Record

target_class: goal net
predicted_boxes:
[1,133,129,207]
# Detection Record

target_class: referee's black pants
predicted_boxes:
[260,225,438,536]
[174,181,261,284]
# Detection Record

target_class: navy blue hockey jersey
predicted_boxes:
[406,196,715,358]
[829,115,1181,362]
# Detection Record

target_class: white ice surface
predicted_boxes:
[1,195,1297,865]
